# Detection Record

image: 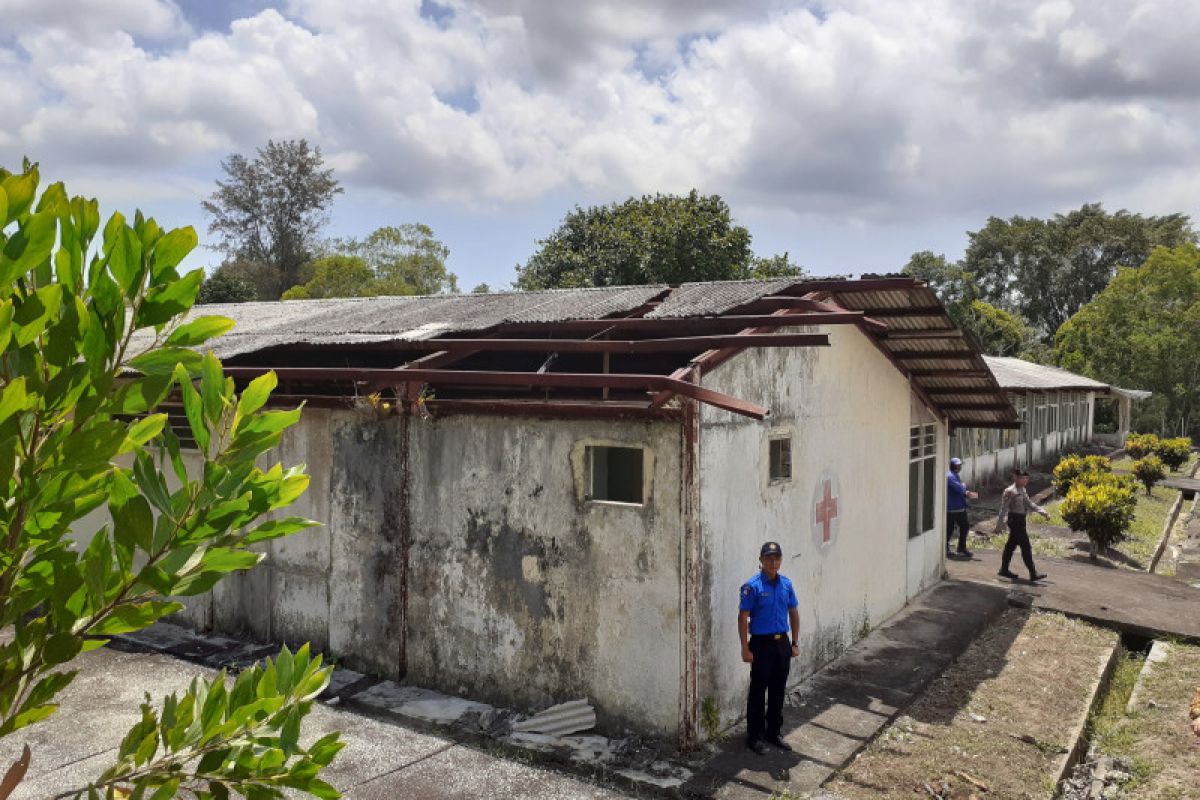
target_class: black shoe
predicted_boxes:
[957,548,973,557]
[997,569,1019,579]
[1028,572,1047,582]
[764,735,793,752]
[746,739,767,755]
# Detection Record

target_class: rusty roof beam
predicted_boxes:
[492,312,877,335]
[424,399,684,422]
[222,366,770,420]
[938,403,1016,411]
[908,369,992,378]
[773,277,920,293]
[885,329,965,339]
[847,307,945,318]
[925,388,1006,396]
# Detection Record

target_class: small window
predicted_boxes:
[769,437,792,482]
[585,446,644,504]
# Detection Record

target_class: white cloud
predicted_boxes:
[3,0,1200,228]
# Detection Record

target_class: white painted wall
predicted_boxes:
[694,325,925,726]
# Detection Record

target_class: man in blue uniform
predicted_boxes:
[738,541,800,755]
[946,457,978,557]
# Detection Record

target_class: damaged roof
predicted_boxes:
[156,277,1019,428]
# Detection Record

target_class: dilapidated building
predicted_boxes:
[151,276,1015,741]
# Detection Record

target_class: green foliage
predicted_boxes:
[1060,473,1138,554]
[198,263,258,305]
[1124,433,1161,460]
[963,204,1194,339]
[1052,454,1112,495]
[470,283,491,294]
[282,255,378,300]
[958,299,1033,357]
[1132,455,1167,496]
[515,191,804,289]
[73,645,341,800]
[202,140,343,300]
[1055,245,1200,438]
[0,162,338,796]
[1154,437,1192,472]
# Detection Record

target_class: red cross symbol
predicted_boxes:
[815,479,839,543]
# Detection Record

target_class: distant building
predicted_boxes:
[118,277,1018,741]
[951,356,1150,486]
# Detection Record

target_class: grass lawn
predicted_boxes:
[825,611,1117,800]
[1091,642,1200,799]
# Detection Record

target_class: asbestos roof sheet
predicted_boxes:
[984,356,1110,392]
[647,278,802,318]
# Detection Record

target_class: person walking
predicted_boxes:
[946,457,979,557]
[996,468,1049,582]
[738,541,800,755]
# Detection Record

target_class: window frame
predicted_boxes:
[908,422,938,539]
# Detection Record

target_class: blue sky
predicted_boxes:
[4,0,1200,290]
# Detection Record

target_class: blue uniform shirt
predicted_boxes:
[739,572,798,635]
[947,470,969,512]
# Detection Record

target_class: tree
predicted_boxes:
[962,204,1194,338]
[0,163,341,797]
[1155,437,1192,472]
[957,300,1032,357]
[202,139,342,300]
[197,263,258,304]
[341,224,457,296]
[1051,454,1112,496]
[1060,473,1137,560]
[1056,245,1200,438]
[515,191,802,289]
[282,255,378,300]
[471,283,491,294]
[902,250,974,310]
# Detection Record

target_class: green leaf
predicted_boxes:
[150,227,197,280]
[147,779,179,800]
[0,300,13,352]
[0,377,29,426]
[112,374,175,415]
[135,269,203,328]
[112,494,154,553]
[13,283,64,346]
[126,346,203,376]
[175,363,211,453]
[243,517,320,545]
[200,351,226,425]
[0,208,57,286]
[235,371,277,425]
[43,632,83,666]
[1,166,38,221]
[163,315,234,347]
[133,450,173,514]
[106,224,144,295]
[90,601,182,635]
[125,414,167,448]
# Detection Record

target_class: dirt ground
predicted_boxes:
[824,611,1117,800]
[1100,642,1200,799]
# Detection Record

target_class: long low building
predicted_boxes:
[950,356,1148,486]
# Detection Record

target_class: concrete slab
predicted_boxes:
[947,550,1200,641]
[0,647,637,800]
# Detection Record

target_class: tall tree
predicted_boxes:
[0,162,341,796]
[515,191,804,289]
[337,223,457,295]
[961,204,1194,338]
[282,255,377,300]
[202,139,342,299]
[1056,245,1200,437]
[197,261,259,304]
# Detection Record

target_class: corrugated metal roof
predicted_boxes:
[648,278,801,318]
[984,356,1110,391]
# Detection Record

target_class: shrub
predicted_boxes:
[1155,436,1193,472]
[1052,454,1112,495]
[1132,455,1167,495]
[1124,433,1160,459]
[1061,474,1137,558]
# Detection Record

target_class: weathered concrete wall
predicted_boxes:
[695,324,922,727]
[175,408,407,680]
[404,415,685,736]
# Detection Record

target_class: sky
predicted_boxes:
[4,0,1200,290]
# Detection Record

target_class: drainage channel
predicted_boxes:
[1055,631,1154,799]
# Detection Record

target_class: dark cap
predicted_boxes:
[1013,468,1030,476]
[760,541,782,557]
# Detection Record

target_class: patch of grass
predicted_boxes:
[1085,648,1146,755]
[1092,642,1200,799]
[825,611,1118,800]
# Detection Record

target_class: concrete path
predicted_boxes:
[684,580,1010,799]
[948,549,1200,641]
[0,647,630,800]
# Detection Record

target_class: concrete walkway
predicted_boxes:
[684,580,1010,799]
[0,647,630,800]
[948,550,1200,641]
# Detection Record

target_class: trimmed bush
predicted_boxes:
[1124,433,1160,459]
[1052,454,1112,495]
[1061,473,1137,558]
[1155,436,1193,472]
[1132,455,1167,495]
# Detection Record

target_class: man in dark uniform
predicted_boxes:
[738,541,800,755]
